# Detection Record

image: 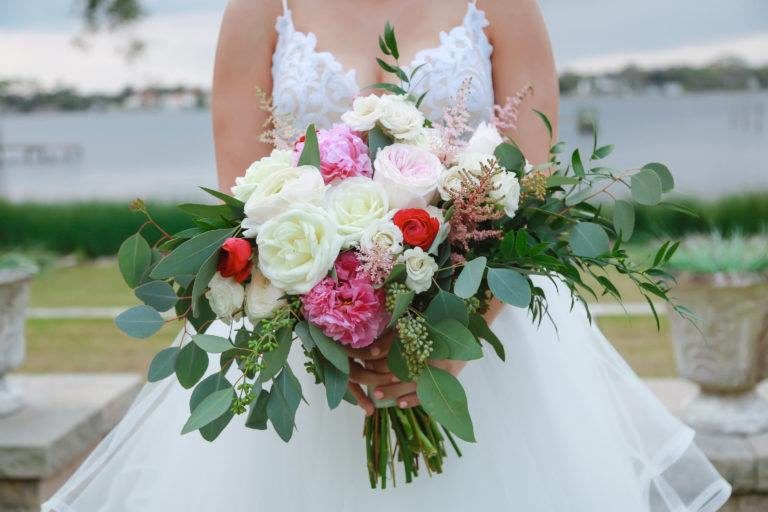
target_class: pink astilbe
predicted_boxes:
[357,244,396,286]
[437,76,473,163]
[447,160,505,257]
[492,84,533,131]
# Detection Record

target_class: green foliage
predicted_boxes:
[666,233,768,274]
[114,304,163,338]
[453,257,487,299]
[147,347,179,382]
[416,366,475,443]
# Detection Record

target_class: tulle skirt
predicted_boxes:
[42,277,731,511]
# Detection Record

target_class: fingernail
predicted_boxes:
[374,390,384,399]
[399,401,408,409]
[370,347,380,356]
[390,375,399,383]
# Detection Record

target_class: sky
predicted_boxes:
[1,0,766,92]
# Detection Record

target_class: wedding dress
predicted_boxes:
[42,2,732,511]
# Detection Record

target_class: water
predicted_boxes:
[0,91,766,203]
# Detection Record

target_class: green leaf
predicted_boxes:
[428,319,482,361]
[177,203,238,222]
[453,256,486,299]
[494,143,524,173]
[246,389,270,430]
[182,387,233,435]
[642,162,674,193]
[150,228,236,279]
[134,280,177,312]
[387,290,415,328]
[321,358,348,410]
[417,365,475,442]
[297,124,321,168]
[200,187,245,210]
[546,175,580,188]
[364,82,407,95]
[612,200,635,242]
[591,144,614,160]
[571,150,585,178]
[368,124,393,162]
[308,323,349,374]
[175,341,209,389]
[378,35,391,56]
[425,290,468,326]
[258,326,293,382]
[486,268,531,308]
[267,366,302,442]
[384,263,406,285]
[569,222,610,258]
[384,21,399,59]
[118,233,152,288]
[147,347,180,382]
[387,337,412,381]
[415,90,429,108]
[115,305,164,339]
[468,313,505,361]
[631,169,663,206]
[375,58,409,83]
[189,372,234,441]
[564,185,594,207]
[190,252,220,319]
[294,321,314,350]
[533,109,553,140]
[192,334,232,353]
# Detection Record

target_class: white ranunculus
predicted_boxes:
[256,205,343,294]
[205,272,245,323]
[244,268,286,322]
[231,149,293,202]
[373,143,443,209]
[360,218,404,255]
[378,95,425,141]
[465,122,503,155]
[326,177,389,246]
[341,94,382,131]
[241,165,326,237]
[401,247,439,293]
[492,172,522,218]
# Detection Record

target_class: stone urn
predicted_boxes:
[0,268,34,416]
[668,273,768,436]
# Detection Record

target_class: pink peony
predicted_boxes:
[294,124,372,184]
[302,253,389,348]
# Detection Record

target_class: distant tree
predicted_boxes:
[80,0,144,30]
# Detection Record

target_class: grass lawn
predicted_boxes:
[30,260,135,308]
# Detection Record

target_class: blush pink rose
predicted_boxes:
[294,124,372,184]
[372,143,443,209]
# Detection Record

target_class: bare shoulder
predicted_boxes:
[482,0,550,49]
[218,0,281,49]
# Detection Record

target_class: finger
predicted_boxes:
[346,332,395,361]
[396,393,420,409]
[349,361,396,387]
[372,382,416,400]
[347,382,374,416]
[364,358,391,374]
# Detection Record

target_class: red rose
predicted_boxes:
[393,209,440,250]
[218,237,252,283]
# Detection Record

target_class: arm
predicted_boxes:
[212,0,281,192]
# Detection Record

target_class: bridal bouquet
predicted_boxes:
[115,24,687,488]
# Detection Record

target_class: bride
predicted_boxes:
[43,1,732,510]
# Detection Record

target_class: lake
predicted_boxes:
[0,91,766,203]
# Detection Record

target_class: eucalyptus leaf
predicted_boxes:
[387,337,412,382]
[294,321,314,350]
[321,358,348,410]
[643,162,674,193]
[115,305,164,339]
[387,290,415,328]
[147,347,180,382]
[191,249,218,317]
[494,143,524,173]
[612,200,635,242]
[486,268,531,308]
[267,366,302,442]
[298,124,321,168]
[631,170,663,206]
[150,228,236,279]
[189,372,234,441]
[192,334,233,353]
[181,387,234,435]
[258,326,293,383]
[246,389,270,430]
[468,313,505,361]
[453,256,486,299]
[546,175,580,188]
[175,341,209,389]
[591,144,614,160]
[428,319,482,361]
[308,323,349,374]
[417,366,475,442]
[134,280,177,312]
[569,222,610,258]
[118,233,152,288]
[425,290,468,326]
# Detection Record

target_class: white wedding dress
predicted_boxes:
[42,2,732,511]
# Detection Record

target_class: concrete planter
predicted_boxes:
[668,273,768,436]
[0,269,33,417]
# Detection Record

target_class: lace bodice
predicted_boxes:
[271,1,494,132]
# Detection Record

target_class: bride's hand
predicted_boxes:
[367,359,466,409]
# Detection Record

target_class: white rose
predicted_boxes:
[424,205,450,253]
[410,127,442,154]
[378,95,425,141]
[401,247,439,293]
[256,205,343,294]
[373,143,443,209]
[205,272,245,323]
[231,149,293,202]
[360,219,403,255]
[244,269,286,322]
[438,166,472,201]
[465,122,503,155]
[326,177,389,246]
[341,94,382,131]
[457,151,497,175]
[241,165,326,237]
[492,172,521,218]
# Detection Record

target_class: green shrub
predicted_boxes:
[667,233,768,274]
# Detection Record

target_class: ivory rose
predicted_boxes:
[373,144,443,209]
[400,247,438,293]
[378,95,425,141]
[244,269,286,322]
[341,94,383,132]
[256,205,343,294]
[231,149,293,202]
[205,272,245,323]
[360,219,403,255]
[326,176,389,246]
